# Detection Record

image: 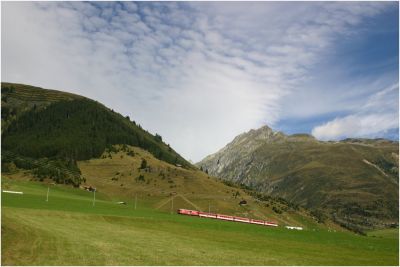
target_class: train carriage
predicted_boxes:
[217,214,234,221]
[233,216,250,223]
[177,209,199,216]
[250,219,265,225]
[178,208,278,227]
[265,221,278,227]
[199,212,217,219]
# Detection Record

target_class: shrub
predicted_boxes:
[272,206,282,214]
[2,162,17,173]
[310,209,327,223]
[136,174,145,182]
[139,158,147,169]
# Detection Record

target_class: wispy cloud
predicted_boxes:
[312,83,399,140]
[2,2,397,161]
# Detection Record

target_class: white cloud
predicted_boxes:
[1,2,395,161]
[312,83,399,140]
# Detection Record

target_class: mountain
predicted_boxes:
[1,82,191,185]
[197,125,399,231]
[1,83,335,230]
[75,144,332,229]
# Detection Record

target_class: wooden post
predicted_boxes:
[134,194,137,210]
[171,197,174,214]
[46,186,49,202]
[92,190,96,207]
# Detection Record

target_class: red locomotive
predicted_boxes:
[178,209,200,216]
[177,208,278,227]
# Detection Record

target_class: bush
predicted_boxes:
[272,206,282,214]
[2,162,17,173]
[136,174,145,182]
[310,209,327,223]
[139,158,147,169]
[154,134,162,142]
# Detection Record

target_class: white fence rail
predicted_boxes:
[2,190,24,194]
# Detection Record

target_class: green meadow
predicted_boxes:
[1,178,398,266]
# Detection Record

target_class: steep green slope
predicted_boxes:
[198,126,399,232]
[1,82,84,132]
[1,82,192,185]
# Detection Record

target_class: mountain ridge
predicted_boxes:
[201,126,397,165]
[197,124,399,231]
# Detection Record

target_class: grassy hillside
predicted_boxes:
[198,126,399,232]
[2,177,398,265]
[251,141,398,231]
[3,145,332,229]
[1,82,192,186]
[78,145,330,228]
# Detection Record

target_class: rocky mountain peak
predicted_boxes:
[248,125,273,138]
[197,125,399,231]
[238,125,287,144]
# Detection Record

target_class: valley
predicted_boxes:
[1,82,398,265]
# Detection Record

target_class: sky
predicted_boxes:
[2,1,399,162]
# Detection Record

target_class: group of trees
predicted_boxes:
[2,98,190,167]
[154,134,162,142]
[310,209,327,223]
[1,85,15,94]
[1,97,192,186]
[2,151,83,186]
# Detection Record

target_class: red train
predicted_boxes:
[177,208,278,227]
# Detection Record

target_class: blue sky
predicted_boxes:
[2,1,399,161]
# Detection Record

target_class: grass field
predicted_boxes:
[1,178,398,266]
[77,147,342,231]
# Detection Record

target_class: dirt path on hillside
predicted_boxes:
[155,194,202,211]
[362,159,388,177]
[178,194,202,211]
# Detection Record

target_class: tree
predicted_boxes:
[140,158,147,169]
[310,209,327,223]
[272,206,282,214]
[136,174,145,182]
[239,200,247,206]
[155,133,162,142]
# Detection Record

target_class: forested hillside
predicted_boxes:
[1,83,192,185]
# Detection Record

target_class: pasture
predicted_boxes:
[1,178,399,265]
